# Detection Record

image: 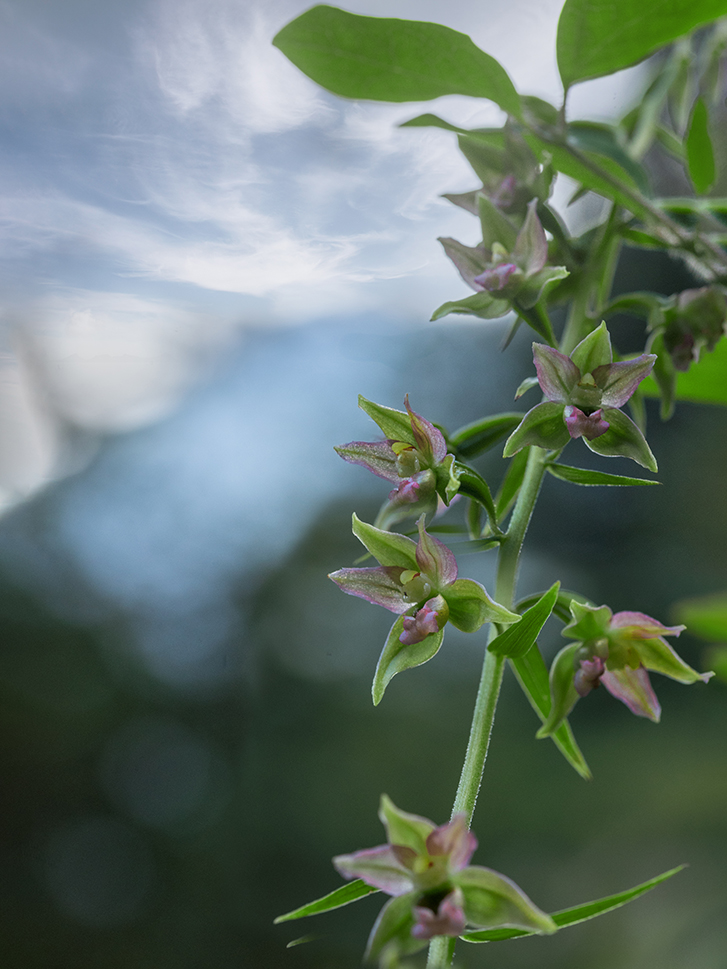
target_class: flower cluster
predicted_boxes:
[538,601,714,736]
[504,322,658,470]
[329,515,518,702]
[333,795,556,962]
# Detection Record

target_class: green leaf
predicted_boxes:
[556,0,727,88]
[372,616,445,705]
[686,96,716,195]
[673,591,727,640]
[641,337,727,406]
[516,588,592,624]
[461,866,685,942]
[274,879,379,923]
[450,413,524,459]
[547,463,660,487]
[489,582,560,657]
[510,646,592,780]
[273,6,522,116]
[431,292,511,322]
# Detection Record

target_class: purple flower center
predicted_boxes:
[400,597,446,645]
[473,262,518,292]
[574,655,605,697]
[563,405,610,440]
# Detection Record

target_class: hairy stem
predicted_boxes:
[426,447,548,969]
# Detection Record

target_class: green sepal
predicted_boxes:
[372,616,444,705]
[510,646,592,779]
[546,463,659,487]
[584,408,658,471]
[503,402,570,457]
[455,465,499,534]
[358,396,414,444]
[489,582,560,657]
[686,96,716,195]
[562,601,611,642]
[378,794,433,853]
[450,413,524,458]
[495,449,529,522]
[461,866,685,943]
[431,292,511,322]
[569,321,612,373]
[364,892,421,964]
[455,867,556,934]
[445,578,520,632]
[536,644,580,739]
[637,638,714,685]
[352,514,419,570]
[515,265,569,310]
[274,879,379,923]
[478,195,518,251]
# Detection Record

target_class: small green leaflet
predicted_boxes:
[547,464,660,487]
[510,645,592,780]
[450,413,524,459]
[461,865,685,943]
[556,0,727,87]
[274,879,379,923]
[686,97,716,195]
[272,6,522,116]
[489,583,560,658]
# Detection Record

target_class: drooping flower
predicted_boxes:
[335,396,460,526]
[538,601,714,737]
[661,285,727,371]
[333,795,556,962]
[503,322,658,470]
[329,515,519,703]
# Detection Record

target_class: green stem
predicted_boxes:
[426,447,548,969]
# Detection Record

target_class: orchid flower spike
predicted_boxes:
[329,515,519,704]
[538,601,714,737]
[504,322,658,470]
[333,795,556,963]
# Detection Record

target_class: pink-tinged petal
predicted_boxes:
[328,567,409,614]
[333,845,414,897]
[564,405,610,440]
[334,440,400,482]
[513,199,548,275]
[592,354,657,408]
[404,396,447,465]
[415,516,458,588]
[400,596,449,646]
[533,344,580,402]
[412,889,467,940]
[600,666,661,721]
[473,262,518,291]
[391,845,418,870]
[438,237,490,291]
[610,611,685,638]
[426,814,477,871]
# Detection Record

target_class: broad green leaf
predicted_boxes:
[372,616,444,705]
[556,0,727,88]
[674,591,727,640]
[547,463,660,487]
[641,337,727,405]
[461,866,685,942]
[686,96,716,195]
[510,645,592,780]
[450,413,524,459]
[273,6,522,116]
[489,582,560,657]
[431,292,511,322]
[275,879,379,922]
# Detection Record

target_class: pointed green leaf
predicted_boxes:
[547,464,660,487]
[454,465,499,533]
[275,879,379,923]
[516,588,592,624]
[556,0,727,88]
[686,96,716,195]
[450,413,524,459]
[461,866,685,942]
[273,6,522,116]
[372,616,445,705]
[431,292,511,322]
[489,583,560,657]
[510,646,592,780]
[358,396,413,443]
